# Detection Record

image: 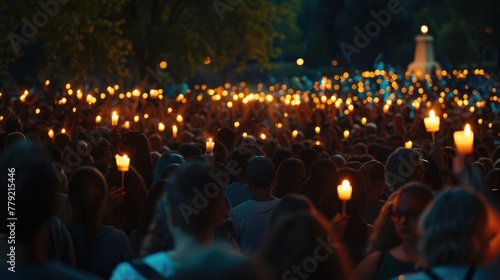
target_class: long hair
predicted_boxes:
[273,158,307,198]
[121,132,153,187]
[419,188,488,268]
[68,167,107,249]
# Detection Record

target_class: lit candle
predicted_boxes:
[172,125,178,138]
[260,133,267,140]
[61,128,66,134]
[95,115,101,125]
[134,115,139,123]
[343,130,350,139]
[337,179,352,216]
[383,104,389,114]
[424,110,440,132]
[337,180,352,200]
[315,126,321,135]
[242,132,248,137]
[315,140,321,146]
[454,124,474,155]
[292,130,298,139]
[77,90,83,100]
[48,129,54,139]
[124,121,130,130]
[234,121,240,128]
[206,138,215,153]
[405,141,413,149]
[115,154,130,172]
[45,80,50,87]
[361,117,367,126]
[149,89,158,99]
[158,122,165,132]
[111,111,119,126]
[176,115,183,123]
[413,101,420,110]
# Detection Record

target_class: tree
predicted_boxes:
[1,0,297,84]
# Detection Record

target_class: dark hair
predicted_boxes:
[273,158,306,198]
[304,159,337,207]
[485,169,500,190]
[121,132,153,187]
[0,143,59,241]
[260,212,349,280]
[68,167,107,248]
[385,148,423,192]
[296,148,319,176]
[271,148,293,170]
[165,162,225,237]
[419,188,487,268]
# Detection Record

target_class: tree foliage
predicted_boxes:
[1,0,296,83]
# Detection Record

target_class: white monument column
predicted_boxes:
[407,25,441,79]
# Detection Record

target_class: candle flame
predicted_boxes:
[464,124,471,136]
[429,110,435,119]
[342,180,350,188]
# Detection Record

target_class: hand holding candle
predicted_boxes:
[337,180,352,216]
[206,138,215,153]
[454,124,474,155]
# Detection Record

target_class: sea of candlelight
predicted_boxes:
[1,68,498,144]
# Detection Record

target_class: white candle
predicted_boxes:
[337,180,352,200]
[424,110,440,132]
[292,130,298,139]
[149,89,158,99]
[111,111,119,126]
[454,124,474,155]
[361,117,367,125]
[115,154,130,172]
[206,138,215,153]
[95,115,102,125]
[158,122,165,132]
[48,129,54,139]
[315,126,321,135]
[124,121,130,130]
[172,125,178,138]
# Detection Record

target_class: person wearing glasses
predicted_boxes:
[354,182,434,280]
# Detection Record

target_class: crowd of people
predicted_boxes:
[0,67,500,279]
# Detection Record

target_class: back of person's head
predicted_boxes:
[296,148,319,176]
[54,132,71,153]
[485,168,500,190]
[352,143,368,155]
[68,167,107,238]
[393,182,434,212]
[477,157,494,174]
[269,194,315,226]
[0,143,59,242]
[177,143,203,159]
[4,131,26,150]
[121,131,152,166]
[230,147,260,178]
[419,188,488,268]
[5,116,22,133]
[260,212,349,280]
[330,154,346,169]
[165,161,225,237]
[273,158,306,198]
[89,138,110,160]
[385,148,423,192]
[153,152,185,185]
[271,148,293,170]
[216,127,237,153]
[307,159,337,194]
[246,156,276,189]
[361,160,386,202]
[148,134,163,152]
